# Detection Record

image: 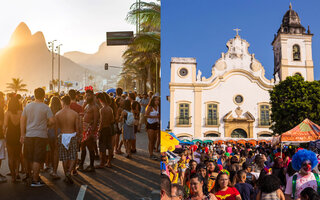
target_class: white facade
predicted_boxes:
[169,5,314,140]
[169,35,274,140]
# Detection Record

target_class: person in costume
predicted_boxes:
[178,153,188,185]
[206,160,219,193]
[212,171,241,200]
[284,149,320,200]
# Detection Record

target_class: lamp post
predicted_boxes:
[55,44,62,93]
[48,40,56,91]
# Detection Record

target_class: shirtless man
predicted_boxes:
[96,93,114,168]
[55,96,79,184]
[115,97,125,154]
[68,89,83,175]
[78,90,99,172]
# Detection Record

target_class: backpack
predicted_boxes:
[125,111,134,126]
[292,173,320,199]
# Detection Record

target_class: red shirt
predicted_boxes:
[274,152,285,159]
[70,102,83,114]
[215,187,240,200]
[204,147,209,154]
[191,145,198,152]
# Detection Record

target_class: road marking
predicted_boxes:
[78,171,128,200]
[40,176,70,200]
[76,185,87,200]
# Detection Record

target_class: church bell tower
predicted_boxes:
[272,3,314,82]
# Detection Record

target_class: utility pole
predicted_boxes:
[55,44,62,93]
[48,40,56,91]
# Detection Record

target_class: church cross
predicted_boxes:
[233,28,241,36]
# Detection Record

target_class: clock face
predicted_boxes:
[235,95,243,104]
[179,68,188,76]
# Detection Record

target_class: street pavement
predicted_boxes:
[0,128,160,200]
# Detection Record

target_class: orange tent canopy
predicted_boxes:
[248,140,257,145]
[237,139,247,145]
[281,118,320,142]
[227,140,236,144]
[215,140,223,145]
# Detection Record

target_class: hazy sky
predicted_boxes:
[0,0,143,54]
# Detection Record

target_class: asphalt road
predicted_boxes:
[0,128,160,200]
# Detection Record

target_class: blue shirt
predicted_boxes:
[235,183,254,200]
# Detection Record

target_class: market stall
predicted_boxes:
[280,118,320,144]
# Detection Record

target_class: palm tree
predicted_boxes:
[122,0,160,93]
[51,79,59,92]
[6,78,28,93]
[65,82,73,91]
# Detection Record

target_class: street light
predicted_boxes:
[55,44,62,93]
[48,40,56,91]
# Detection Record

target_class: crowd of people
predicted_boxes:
[161,141,320,200]
[0,87,160,187]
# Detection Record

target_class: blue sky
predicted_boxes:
[161,0,320,129]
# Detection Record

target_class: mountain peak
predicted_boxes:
[32,31,46,44]
[9,22,32,46]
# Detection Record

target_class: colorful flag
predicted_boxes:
[161,131,179,152]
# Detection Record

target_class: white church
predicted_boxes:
[169,4,314,140]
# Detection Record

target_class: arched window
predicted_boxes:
[178,103,190,125]
[293,44,300,61]
[206,133,219,137]
[207,104,218,125]
[259,134,271,137]
[231,129,247,138]
[260,105,271,126]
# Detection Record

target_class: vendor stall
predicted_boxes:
[280,118,320,144]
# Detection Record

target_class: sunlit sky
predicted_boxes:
[0,0,143,54]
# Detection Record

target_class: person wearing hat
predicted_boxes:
[284,149,320,200]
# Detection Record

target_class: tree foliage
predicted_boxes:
[6,78,28,93]
[269,75,320,134]
[121,0,160,93]
[65,82,73,90]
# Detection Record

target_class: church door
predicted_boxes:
[231,128,247,138]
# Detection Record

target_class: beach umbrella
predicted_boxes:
[192,139,203,143]
[203,140,213,143]
[106,88,116,94]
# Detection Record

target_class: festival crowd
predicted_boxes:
[161,141,320,200]
[0,87,160,187]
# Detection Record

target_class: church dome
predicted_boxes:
[278,3,306,34]
[282,4,300,26]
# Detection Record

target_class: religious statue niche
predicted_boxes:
[293,44,300,61]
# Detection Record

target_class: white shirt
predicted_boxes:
[285,172,318,199]
[147,106,159,124]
